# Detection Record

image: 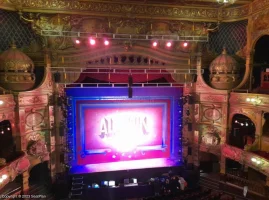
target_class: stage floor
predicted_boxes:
[70,158,180,174]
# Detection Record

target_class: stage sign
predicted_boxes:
[66,87,182,174]
[76,100,170,166]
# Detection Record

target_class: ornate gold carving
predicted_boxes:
[199,144,221,156]
[3,1,267,22]
[200,94,227,103]
[10,1,219,21]
[252,10,269,32]
[222,144,269,177]
[19,95,48,106]
[221,5,249,21]
[252,0,269,13]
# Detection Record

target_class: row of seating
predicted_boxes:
[142,186,237,200]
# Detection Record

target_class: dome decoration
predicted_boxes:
[209,48,240,90]
[0,43,35,91]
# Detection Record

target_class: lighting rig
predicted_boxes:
[58,95,73,170]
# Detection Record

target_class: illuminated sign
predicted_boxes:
[99,113,150,138]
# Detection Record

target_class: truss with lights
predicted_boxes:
[51,67,203,88]
[41,30,208,42]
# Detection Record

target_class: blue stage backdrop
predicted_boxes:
[65,87,183,174]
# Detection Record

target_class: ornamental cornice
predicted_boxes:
[0,0,259,22]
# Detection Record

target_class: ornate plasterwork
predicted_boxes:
[199,143,221,156]
[200,104,223,125]
[0,0,258,22]
[252,0,269,13]
[0,153,30,190]
[18,13,208,50]
[251,9,269,45]
[230,93,269,107]
[18,95,48,106]
[221,5,250,21]
[222,144,269,177]
[5,0,219,21]
[200,94,228,103]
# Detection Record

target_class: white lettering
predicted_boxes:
[98,113,150,138]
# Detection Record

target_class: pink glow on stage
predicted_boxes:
[71,158,176,174]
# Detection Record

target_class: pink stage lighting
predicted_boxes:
[166,42,172,47]
[183,42,188,47]
[152,41,158,47]
[104,40,110,46]
[75,39,80,44]
[89,38,96,45]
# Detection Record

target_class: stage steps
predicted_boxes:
[69,176,84,199]
[199,173,220,191]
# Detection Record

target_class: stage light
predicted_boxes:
[7,127,10,131]
[183,42,188,47]
[0,100,3,105]
[166,42,172,47]
[89,38,96,45]
[109,180,115,187]
[152,41,158,47]
[75,39,80,44]
[104,40,109,46]
[92,183,100,188]
[112,155,116,158]
[2,174,7,180]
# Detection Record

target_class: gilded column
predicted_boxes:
[192,52,202,168]
[13,93,30,193]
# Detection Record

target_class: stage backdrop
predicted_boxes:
[66,87,183,174]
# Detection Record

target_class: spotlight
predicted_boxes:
[1,130,3,134]
[104,40,109,46]
[2,175,7,180]
[89,38,96,45]
[183,42,188,47]
[7,127,10,131]
[75,39,80,44]
[166,42,172,47]
[0,100,3,105]
[152,41,158,47]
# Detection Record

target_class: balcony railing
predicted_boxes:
[0,152,30,191]
[224,173,266,196]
